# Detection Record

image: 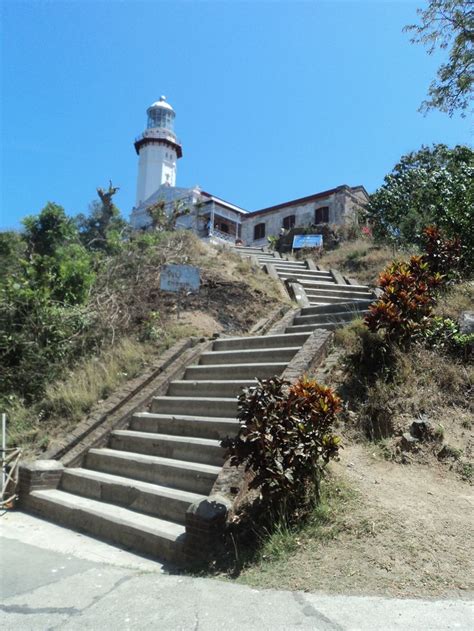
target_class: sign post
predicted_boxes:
[292,234,323,250]
[160,264,201,319]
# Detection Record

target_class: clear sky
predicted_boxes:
[1,0,471,230]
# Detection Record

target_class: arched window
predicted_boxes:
[254,223,266,240]
[282,215,295,230]
[315,206,329,224]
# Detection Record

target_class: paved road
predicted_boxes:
[1,511,472,631]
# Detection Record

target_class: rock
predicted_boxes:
[186,494,232,524]
[459,311,474,335]
[410,417,434,441]
[400,432,419,451]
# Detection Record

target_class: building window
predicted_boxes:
[315,206,329,224]
[254,223,266,240]
[282,215,295,230]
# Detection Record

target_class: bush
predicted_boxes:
[422,317,473,360]
[222,377,341,518]
[422,225,462,281]
[365,255,442,345]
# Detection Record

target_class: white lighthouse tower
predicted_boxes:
[134,96,183,206]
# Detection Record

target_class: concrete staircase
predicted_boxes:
[24,244,374,564]
[26,331,309,565]
[231,245,375,334]
[231,245,374,308]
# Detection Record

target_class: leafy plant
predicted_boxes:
[422,316,473,359]
[405,0,473,116]
[365,144,473,270]
[365,255,443,345]
[146,199,190,232]
[222,377,341,518]
[422,225,462,280]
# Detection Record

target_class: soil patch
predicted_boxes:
[237,442,473,598]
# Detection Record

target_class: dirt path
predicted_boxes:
[330,443,473,598]
[239,442,473,599]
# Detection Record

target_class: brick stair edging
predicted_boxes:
[247,304,292,337]
[182,327,334,565]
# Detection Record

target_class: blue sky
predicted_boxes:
[1,1,471,230]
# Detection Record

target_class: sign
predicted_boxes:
[292,234,323,249]
[160,264,200,293]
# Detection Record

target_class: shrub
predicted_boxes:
[365,255,443,345]
[422,225,462,280]
[222,377,341,518]
[422,316,473,360]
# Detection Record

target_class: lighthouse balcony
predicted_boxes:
[135,128,180,144]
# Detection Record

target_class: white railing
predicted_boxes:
[209,228,237,244]
[135,128,180,144]
[1,414,21,510]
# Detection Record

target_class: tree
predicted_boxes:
[146,198,190,232]
[21,203,94,304]
[365,144,474,269]
[405,0,474,116]
[23,202,77,258]
[76,181,127,251]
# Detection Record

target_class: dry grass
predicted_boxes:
[7,325,202,456]
[316,239,413,286]
[434,282,474,320]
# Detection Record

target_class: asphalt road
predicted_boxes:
[1,511,472,631]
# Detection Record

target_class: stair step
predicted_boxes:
[131,413,239,440]
[185,362,288,380]
[300,280,371,292]
[300,300,373,315]
[27,489,185,563]
[151,396,237,418]
[213,332,310,351]
[85,448,220,495]
[199,347,300,365]
[272,263,309,269]
[61,468,204,524]
[110,430,225,466]
[285,322,342,333]
[293,311,368,325]
[305,291,374,305]
[168,379,255,397]
[277,272,335,282]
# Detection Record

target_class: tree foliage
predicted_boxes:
[405,0,474,116]
[76,181,127,251]
[365,144,473,269]
[146,199,191,232]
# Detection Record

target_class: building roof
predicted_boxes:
[246,185,369,218]
[148,96,174,112]
[200,190,248,215]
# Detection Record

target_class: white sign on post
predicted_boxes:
[160,264,200,293]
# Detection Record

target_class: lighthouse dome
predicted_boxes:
[149,95,174,111]
[147,96,175,130]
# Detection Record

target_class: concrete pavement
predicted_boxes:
[1,511,472,631]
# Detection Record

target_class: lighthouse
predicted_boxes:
[134,96,183,206]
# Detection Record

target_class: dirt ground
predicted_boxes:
[238,440,473,599]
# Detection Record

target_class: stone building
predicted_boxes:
[130,98,368,245]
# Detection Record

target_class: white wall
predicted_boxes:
[135,143,177,205]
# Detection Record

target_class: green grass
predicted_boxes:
[226,475,357,586]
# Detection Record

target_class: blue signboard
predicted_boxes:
[292,234,323,249]
[160,264,200,293]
